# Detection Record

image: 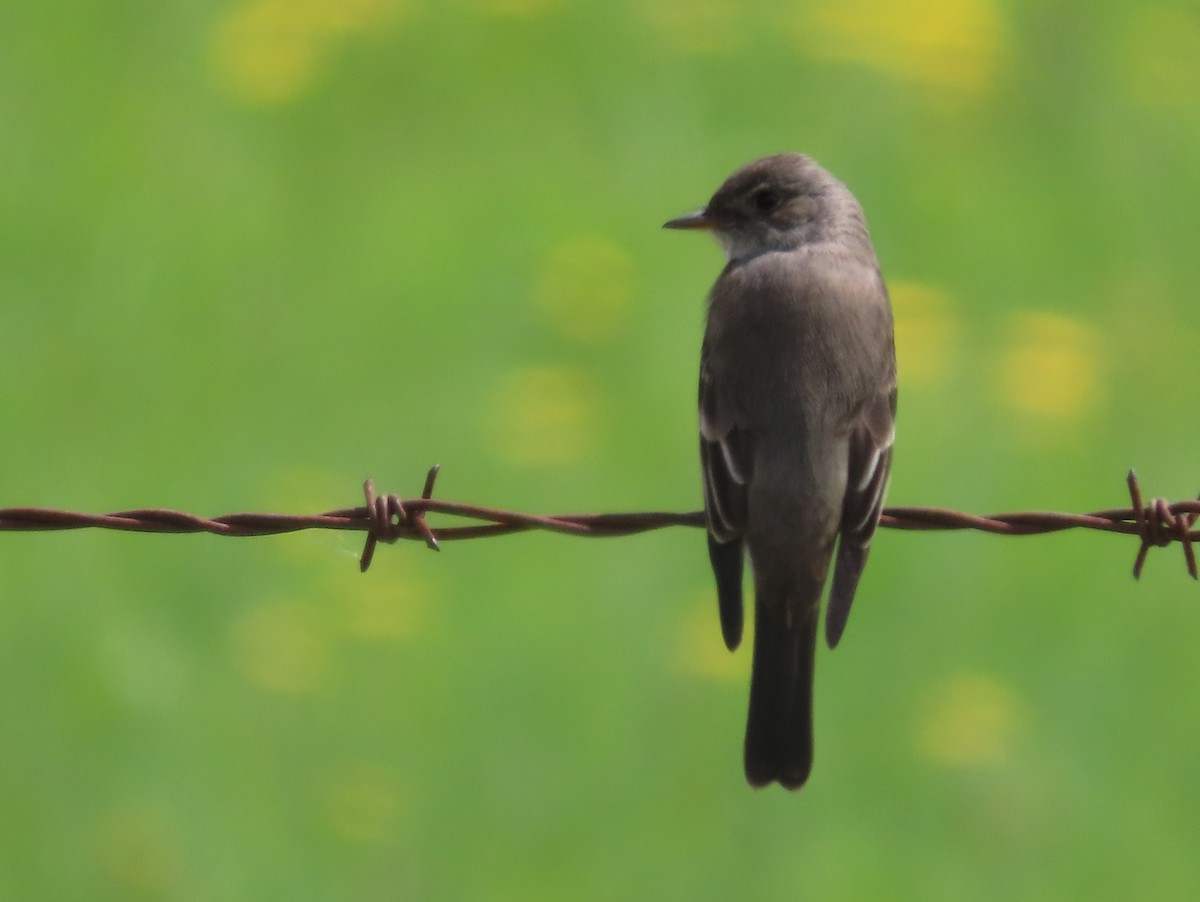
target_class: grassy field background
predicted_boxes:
[4,1,1200,898]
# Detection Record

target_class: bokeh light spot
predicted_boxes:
[534,237,636,343]
[487,367,600,465]
[793,0,1007,94]
[231,599,330,693]
[994,311,1104,420]
[890,279,960,386]
[916,672,1025,768]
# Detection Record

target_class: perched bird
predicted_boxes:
[665,154,896,789]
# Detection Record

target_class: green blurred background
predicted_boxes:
[4,0,1200,898]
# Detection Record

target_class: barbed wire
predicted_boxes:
[1,467,1196,579]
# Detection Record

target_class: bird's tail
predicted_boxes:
[743,569,824,790]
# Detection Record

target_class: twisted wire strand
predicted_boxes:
[1,467,1196,579]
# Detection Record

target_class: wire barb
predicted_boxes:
[360,465,443,573]
[2,468,1199,580]
[1127,470,1199,580]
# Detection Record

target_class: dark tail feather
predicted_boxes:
[707,533,744,651]
[825,542,869,649]
[743,578,821,790]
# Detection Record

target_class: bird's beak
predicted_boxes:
[663,209,716,230]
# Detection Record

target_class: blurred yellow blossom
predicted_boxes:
[792,0,1008,95]
[231,599,330,693]
[675,590,748,680]
[334,570,431,641]
[916,672,1025,768]
[890,279,960,386]
[211,0,407,104]
[534,236,636,343]
[487,366,600,465]
[993,311,1105,422]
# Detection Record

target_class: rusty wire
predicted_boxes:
[1,467,1196,580]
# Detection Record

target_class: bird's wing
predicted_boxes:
[700,340,752,650]
[825,383,896,648]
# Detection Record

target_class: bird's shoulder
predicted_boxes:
[714,243,883,306]
[706,244,887,351]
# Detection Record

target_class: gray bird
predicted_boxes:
[665,153,896,789]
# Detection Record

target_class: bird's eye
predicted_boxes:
[752,188,781,213]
